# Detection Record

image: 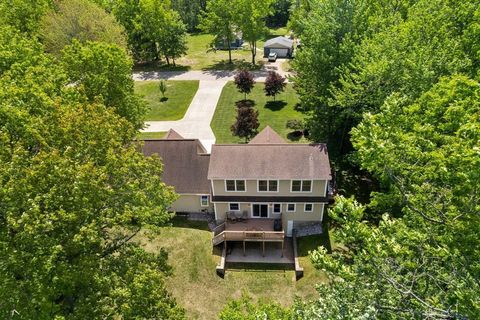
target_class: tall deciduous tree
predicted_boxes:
[39,0,127,56]
[231,103,259,142]
[157,9,188,66]
[200,0,237,64]
[111,0,188,63]
[235,0,273,65]
[61,40,146,129]
[0,27,184,319]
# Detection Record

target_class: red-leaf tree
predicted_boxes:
[231,103,259,142]
[234,69,255,100]
[264,71,286,100]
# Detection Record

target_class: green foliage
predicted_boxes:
[111,0,188,63]
[234,0,274,64]
[219,293,292,320]
[61,40,146,129]
[39,0,127,56]
[158,79,168,98]
[285,119,303,131]
[302,77,480,319]
[171,0,206,32]
[0,0,53,34]
[0,27,184,319]
[200,0,237,64]
[293,0,479,159]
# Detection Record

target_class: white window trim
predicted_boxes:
[225,179,247,192]
[229,203,240,211]
[272,203,282,214]
[290,180,313,193]
[200,195,209,207]
[304,203,314,212]
[257,179,279,193]
[286,203,296,212]
[251,203,269,218]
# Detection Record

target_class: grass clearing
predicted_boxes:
[137,131,167,139]
[211,82,307,143]
[135,80,199,121]
[136,217,328,320]
[133,27,289,71]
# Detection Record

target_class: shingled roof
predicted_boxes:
[249,126,286,144]
[142,139,210,194]
[208,128,331,180]
[264,36,294,48]
[163,129,184,140]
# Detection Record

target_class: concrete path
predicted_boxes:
[133,59,291,82]
[141,80,227,152]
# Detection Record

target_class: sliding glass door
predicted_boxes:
[252,204,268,218]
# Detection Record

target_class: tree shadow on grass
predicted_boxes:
[202,59,265,71]
[287,131,303,141]
[160,97,169,102]
[265,100,287,111]
[235,99,256,108]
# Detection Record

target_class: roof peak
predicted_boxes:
[164,129,184,140]
[249,126,286,144]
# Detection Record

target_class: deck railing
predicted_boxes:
[212,228,284,245]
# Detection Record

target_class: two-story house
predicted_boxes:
[208,126,331,237]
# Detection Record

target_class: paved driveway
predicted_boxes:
[141,80,227,152]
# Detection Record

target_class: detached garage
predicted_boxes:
[263,36,294,58]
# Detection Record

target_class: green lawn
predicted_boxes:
[137,131,167,139]
[211,82,306,143]
[136,217,328,320]
[134,27,290,71]
[135,80,199,121]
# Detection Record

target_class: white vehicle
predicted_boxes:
[268,52,277,62]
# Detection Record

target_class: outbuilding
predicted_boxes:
[263,36,294,58]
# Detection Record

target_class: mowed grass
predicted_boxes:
[211,82,306,143]
[135,80,199,121]
[137,131,167,139]
[136,217,328,320]
[134,28,290,71]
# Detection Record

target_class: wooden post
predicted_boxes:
[281,239,284,257]
[262,241,265,257]
[243,240,246,256]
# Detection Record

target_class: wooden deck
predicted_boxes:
[212,219,284,245]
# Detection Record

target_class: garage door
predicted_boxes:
[270,48,289,57]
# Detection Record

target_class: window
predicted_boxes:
[273,203,281,214]
[226,180,235,191]
[291,180,301,192]
[225,180,246,192]
[258,180,278,192]
[302,180,312,192]
[229,203,240,211]
[200,195,209,207]
[291,180,312,192]
[304,203,313,212]
[287,203,296,212]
